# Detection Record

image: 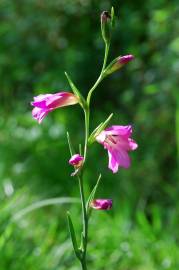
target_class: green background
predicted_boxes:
[0,0,179,269]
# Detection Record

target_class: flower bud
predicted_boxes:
[69,154,84,168]
[101,11,111,44]
[104,54,134,76]
[90,199,112,210]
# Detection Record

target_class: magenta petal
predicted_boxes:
[32,107,49,123]
[90,199,112,210]
[32,92,78,109]
[128,138,138,150]
[69,154,84,166]
[31,91,79,123]
[33,94,52,102]
[108,151,119,173]
[31,94,53,108]
[47,92,78,108]
[108,148,130,173]
[113,148,131,168]
[105,125,132,137]
[118,54,134,64]
[32,94,63,109]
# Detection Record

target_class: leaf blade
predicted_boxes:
[67,211,81,259]
[65,72,86,108]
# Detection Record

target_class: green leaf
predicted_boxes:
[65,72,86,108]
[88,122,104,142]
[94,113,113,132]
[103,56,120,76]
[86,174,101,213]
[67,211,81,259]
[13,197,80,221]
[79,143,82,155]
[88,113,113,144]
[67,131,75,156]
[111,7,115,27]
[79,232,85,252]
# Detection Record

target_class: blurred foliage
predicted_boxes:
[0,0,179,269]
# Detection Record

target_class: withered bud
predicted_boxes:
[101,11,111,44]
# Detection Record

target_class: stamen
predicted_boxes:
[105,135,117,145]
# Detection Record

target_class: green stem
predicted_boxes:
[78,176,88,269]
[176,97,179,168]
[84,107,90,161]
[87,43,110,106]
[81,259,87,270]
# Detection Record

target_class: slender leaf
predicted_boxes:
[88,113,113,144]
[13,197,80,221]
[111,7,115,27]
[67,211,81,259]
[65,72,86,108]
[86,174,102,213]
[67,131,75,156]
[80,232,85,252]
[88,122,104,142]
[79,143,82,155]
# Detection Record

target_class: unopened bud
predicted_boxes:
[90,199,113,210]
[69,154,84,168]
[117,54,134,65]
[104,54,134,76]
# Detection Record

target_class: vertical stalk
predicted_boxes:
[87,43,110,106]
[78,105,90,269]
[78,175,88,270]
[102,42,110,71]
[84,107,90,161]
[81,260,87,270]
[176,96,179,171]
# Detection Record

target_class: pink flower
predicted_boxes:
[90,199,112,210]
[96,125,138,173]
[31,92,79,123]
[69,154,84,168]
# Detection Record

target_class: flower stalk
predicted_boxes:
[87,42,110,106]
[84,107,90,161]
[78,176,88,263]
[31,9,138,270]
